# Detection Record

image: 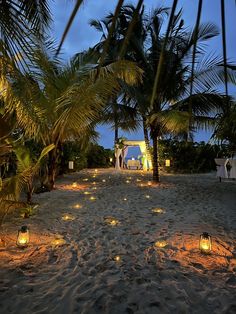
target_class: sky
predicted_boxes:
[50,0,236,149]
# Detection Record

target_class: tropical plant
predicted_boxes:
[1,43,142,189]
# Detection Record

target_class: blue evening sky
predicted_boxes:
[50,0,236,148]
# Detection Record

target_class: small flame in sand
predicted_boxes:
[72,182,77,187]
[123,198,127,201]
[152,208,165,214]
[113,255,121,262]
[83,178,88,182]
[126,180,130,184]
[136,179,142,182]
[147,181,152,186]
[62,214,75,221]
[51,238,66,246]
[92,182,96,185]
[155,240,168,248]
[84,191,91,195]
[102,179,106,182]
[74,204,82,209]
[145,195,151,199]
[90,196,96,201]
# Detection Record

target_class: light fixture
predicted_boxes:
[113,255,121,262]
[17,226,29,248]
[165,159,170,167]
[74,204,82,209]
[148,181,152,186]
[155,240,168,248]
[152,208,165,214]
[72,182,77,188]
[199,232,212,254]
[68,161,74,170]
[62,214,75,221]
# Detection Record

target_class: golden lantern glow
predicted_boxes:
[145,195,151,199]
[84,191,91,195]
[72,182,77,188]
[109,157,113,162]
[199,232,212,254]
[113,255,121,262]
[105,217,119,226]
[92,181,96,185]
[17,226,29,248]
[68,161,74,170]
[148,181,152,186]
[92,187,97,190]
[127,176,132,180]
[136,178,141,182]
[74,204,82,209]
[92,175,96,178]
[155,240,168,248]
[102,179,106,182]
[152,208,165,214]
[89,196,96,201]
[123,197,127,201]
[165,159,171,167]
[126,180,130,184]
[95,169,98,173]
[62,214,75,221]
[51,238,66,246]
[140,183,144,187]
[83,178,88,182]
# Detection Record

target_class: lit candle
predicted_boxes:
[84,191,91,195]
[90,196,96,201]
[113,255,121,262]
[126,180,130,184]
[102,179,106,182]
[148,181,152,186]
[17,226,29,248]
[152,208,165,214]
[155,240,168,248]
[199,232,212,254]
[72,182,77,188]
[145,195,151,199]
[74,204,82,209]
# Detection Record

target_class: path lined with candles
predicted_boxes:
[0,169,235,313]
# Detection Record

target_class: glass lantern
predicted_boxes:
[17,226,30,248]
[199,232,212,254]
[68,161,74,170]
[165,159,170,167]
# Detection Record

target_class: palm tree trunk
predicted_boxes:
[47,149,57,190]
[114,124,119,144]
[152,131,160,182]
[142,116,152,166]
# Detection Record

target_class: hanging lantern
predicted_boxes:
[199,232,212,254]
[68,161,74,170]
[165,159,170,167]
[17,226,30,248]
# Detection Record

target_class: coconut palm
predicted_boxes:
[0,0,51,68]
[1,43,142,189]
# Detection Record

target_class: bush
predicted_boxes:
[86,144,113,168]
[158,140,230,173]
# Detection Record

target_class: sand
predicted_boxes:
[0,169,236,314]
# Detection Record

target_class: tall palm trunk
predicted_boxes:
[47,149,57,190]
[142,116,152,166]
[151,128,160,182]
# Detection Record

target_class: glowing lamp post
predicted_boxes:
[165,159,170,167]
[199,232,212,254]
[17,226,29,248]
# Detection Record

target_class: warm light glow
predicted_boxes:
[92,181,96,185]
[72,182,77,188]
[136,179,141,182]
[109,157,113,162]
[127,177,132,180]
[51,238,66,246]
[62,214,75,221]
[92,175,96,178]
[102,179,106,182]
[165,159,171,167]
[148,181,152,186]
[90,196,96,201]
[92,187,97,190]
[140,183,144,187]
[84,191,91,195]
[126,180,130,184]
[68,161,74,170]
[123,198,127,201]
[83,178,88,182]
[145,195,151,199]
[17,226,29,248]
[152,208,165,214]
[199,233,212,254]
[74,204,82,209]
[105,217,119,226]
[95,169,98,173]
[113,255,121,262]
[155,240,168,248]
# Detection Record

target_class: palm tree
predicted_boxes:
[1,43,142,189]
[0,0,51,68]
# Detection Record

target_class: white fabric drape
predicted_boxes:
[214,158,229,179]
[115,148,122,170]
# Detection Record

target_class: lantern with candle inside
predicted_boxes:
[165,159,170,167]
[17,226,29,248]
[72,182,77,188]
[199,232,212,254]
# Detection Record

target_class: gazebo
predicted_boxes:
[115,140,152,171]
